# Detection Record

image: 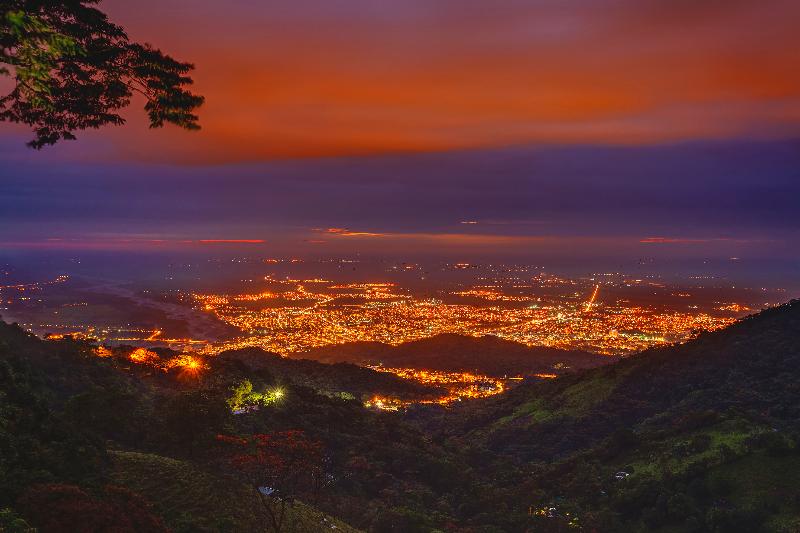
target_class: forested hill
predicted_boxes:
[1,301,800,532]
[295,333,613,377]
[0,319,508,531]
[448,299,800,532]
[214,347,443,401]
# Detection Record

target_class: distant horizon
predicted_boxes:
[2,139,798,290]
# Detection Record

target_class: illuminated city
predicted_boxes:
[364,366,509,409]
[189,268,747,357]
[1,260,773,410]
[1,263,773,361]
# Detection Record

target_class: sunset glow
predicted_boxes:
[24,0,791,163]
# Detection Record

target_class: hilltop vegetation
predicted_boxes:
[0,320,499,531]
[443,299,800,531]
[214,347,444,402]
[296,333,613,377]
[1,301,799,531]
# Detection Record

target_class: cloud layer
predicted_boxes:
[3,0,798,161]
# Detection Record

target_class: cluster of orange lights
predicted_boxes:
[129,347,161,365]
[365,366,507,409]
[45,331,90,341]
[94,346,113,358]
[194,277,739,357]
[454,289,536,302]
[717,303,751,313]
[125,347,208,376]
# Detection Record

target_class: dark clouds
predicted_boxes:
[1,139,798,245]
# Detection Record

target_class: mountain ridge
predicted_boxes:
[294,332,615,376]
[442,299,800,531]
[1,302,800,531]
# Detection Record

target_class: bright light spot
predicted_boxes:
[94,346,113,358]
[169,354,207,373]
[130,347,159,364]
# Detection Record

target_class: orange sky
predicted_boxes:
[5,0,800,163]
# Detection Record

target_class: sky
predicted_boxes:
[0,0,798,283]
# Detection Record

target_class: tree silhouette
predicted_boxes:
[0,0,203,148]
[217,431,327,532]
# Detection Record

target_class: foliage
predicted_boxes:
[217,431,326,532]
[215,348,442,402]
[446,299,800,531]
[1,301,800,531]
[109,450,359,533]
[227,379,284,412]
[156,387,232,456]
[16,483,168,532]
[0,508,34,533]
[0,0,203,147]
[0,356,106,505]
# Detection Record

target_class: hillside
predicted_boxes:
[0,320,499,532]
[108,450,360,533]
[446,300,800,531]
[295,333,614,377]
[213,347,444,402]
[1,301,800,532]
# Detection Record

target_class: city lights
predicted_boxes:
[366,366,506,408]
[192,275,738,357]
